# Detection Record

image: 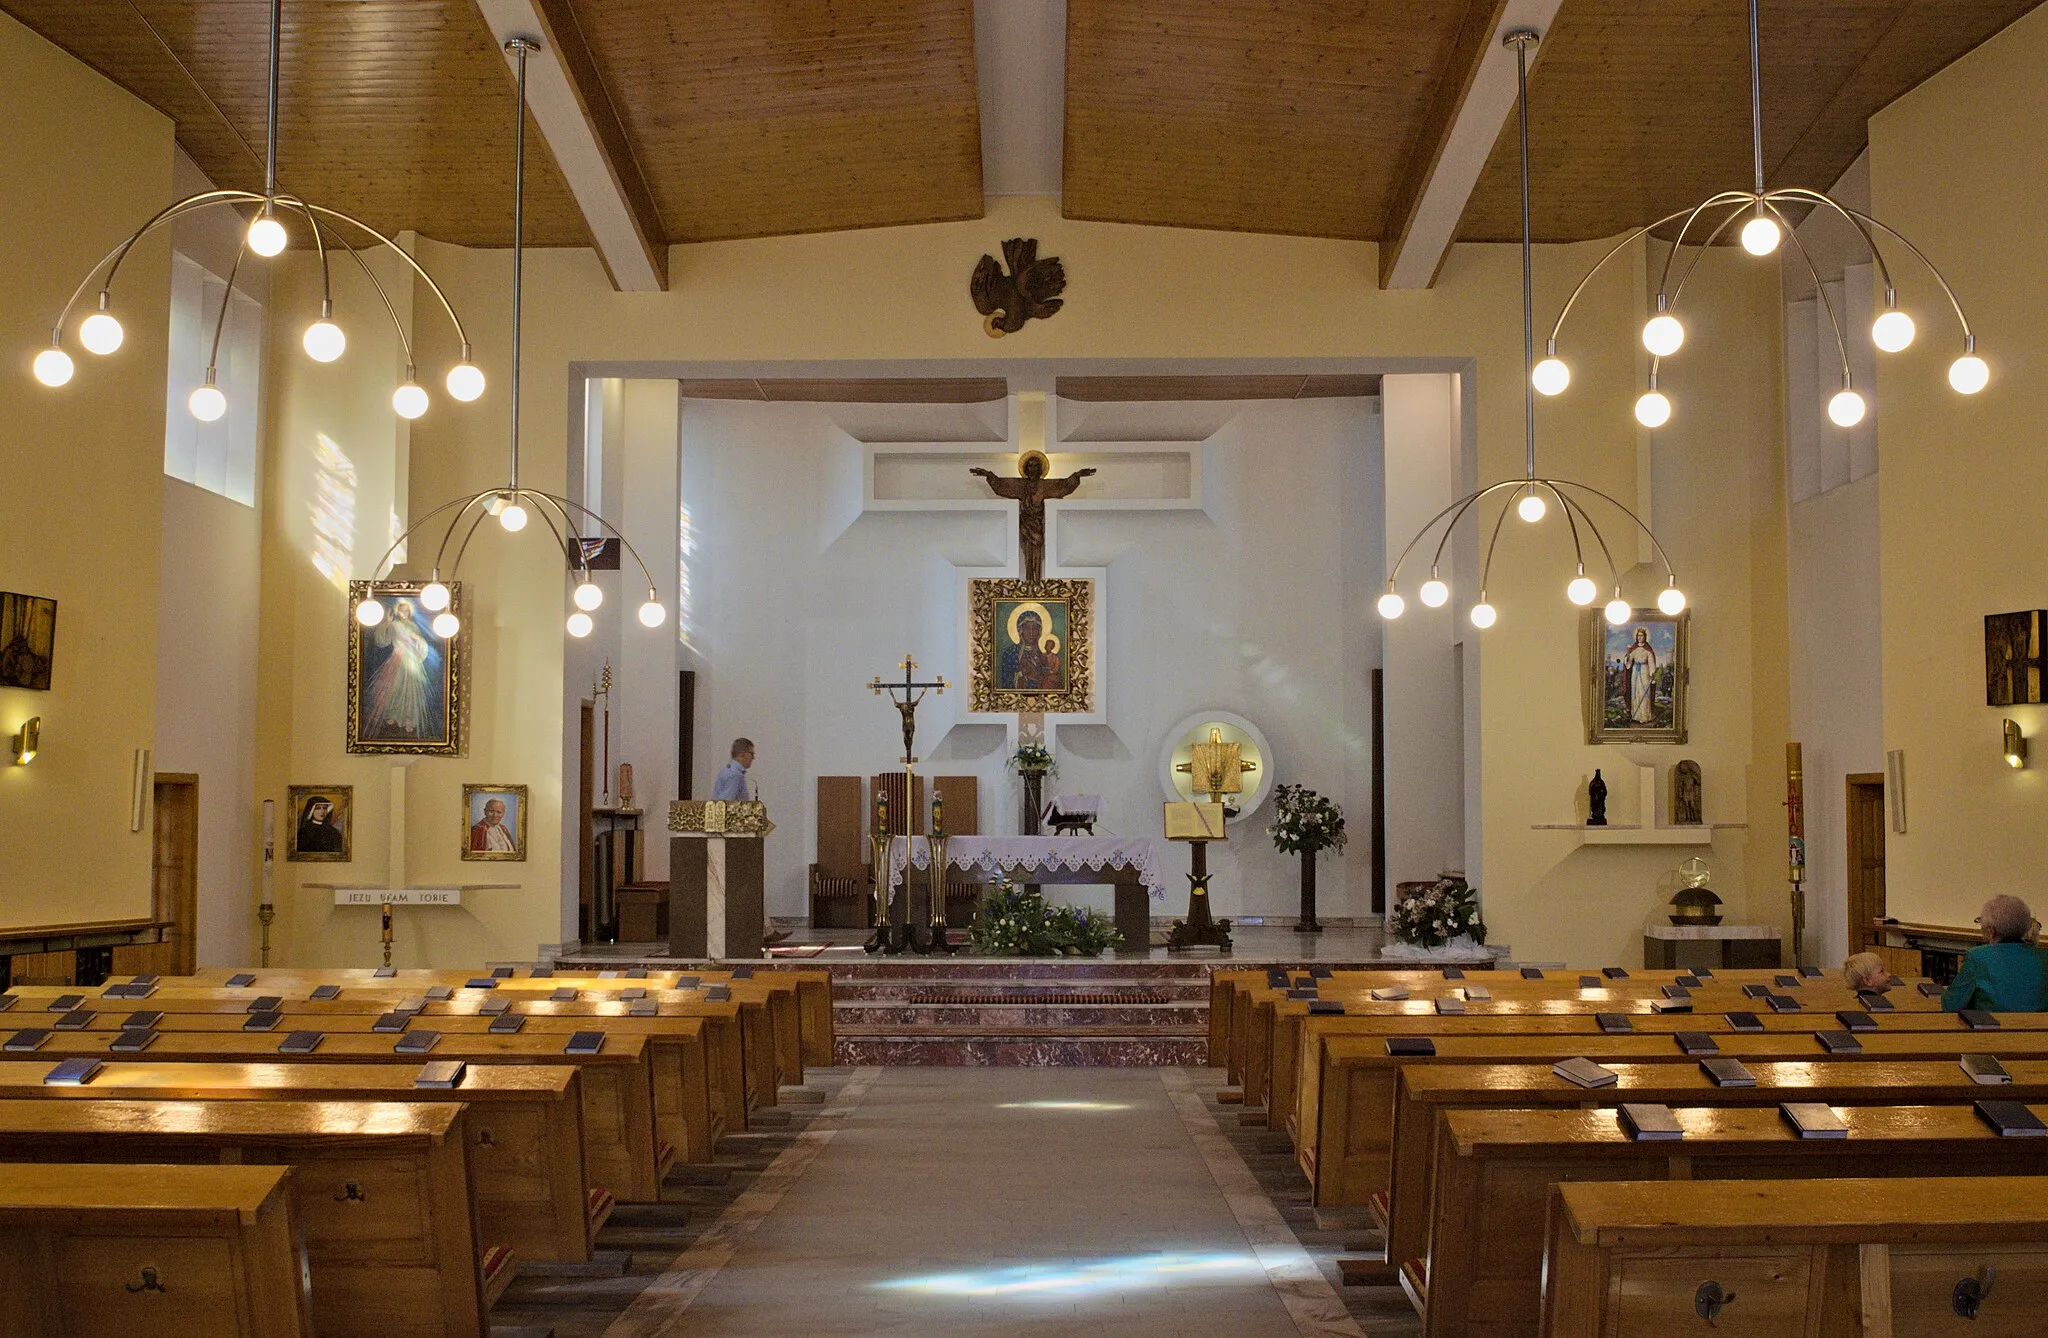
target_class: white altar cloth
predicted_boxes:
[888,835,1167,895]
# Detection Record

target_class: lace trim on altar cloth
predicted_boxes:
[886,836,1167,894]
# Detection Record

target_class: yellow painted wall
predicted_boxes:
[1871,5,2048,930]
[251,193,1790,967]
[0,14,172,929]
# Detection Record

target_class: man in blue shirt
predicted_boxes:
[711,737,754,802]
[1941,894,2047,1012]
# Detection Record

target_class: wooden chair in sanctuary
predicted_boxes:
[810,776,871,928]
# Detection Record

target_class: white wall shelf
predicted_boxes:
[1531,823,1748,847]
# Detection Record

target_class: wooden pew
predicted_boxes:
[1385,1057,2048,1288]
[1543,1176,2048,1338]
[1416,1104,2048,1338]
[1305,1027,2048,1207]
[0,1060,592,1264]
[11,1027,669,1204]
[0,1100,492,1337]
[0,1162,312,1338]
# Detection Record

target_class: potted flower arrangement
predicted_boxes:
[1268,783,1347,934]
[1010,728,1055,834]
[1386,874,1487,959]
[967,871,1121,957]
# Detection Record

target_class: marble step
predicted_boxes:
[835,980,1210,1002]
[837,1002,1206,1028]
[821,959,1218,981]
[835,1032,1208,1066]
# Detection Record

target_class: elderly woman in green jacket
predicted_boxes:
[1941,894,2047,1012]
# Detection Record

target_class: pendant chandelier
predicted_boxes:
[353,37,665,641]
[1378,29,1684,631]
[31,0,484,421]
[1530,0,1985,429]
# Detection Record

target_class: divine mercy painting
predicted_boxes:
[1583,608,1690,744]
[347,580,466,755]
[969,577,1094,715]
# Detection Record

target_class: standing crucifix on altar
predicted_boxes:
[971,450,1095,582]
[866,655,949,954]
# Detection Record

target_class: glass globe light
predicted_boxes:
[302,319,346,363]
[32,347,74,387]
[188,383,227,422]
[1604,597,1632,626]
[392,381,429,419]
[1531,357,1570,396]
[354,598,385,627]
[1634,390,1672,428]
[637,599,668,628]
[246,214,289,258]
[430,611,461,639]
[1376,591,1405,620]
[566,611,594,639]
[1827,388,1867,428]
[1517,492,1547,523]
[1950,354,1990,395]
[1566,575,1598,606]
[573,581,603,611]
[1642,314,1685,357]
[1871,309,1915,353]
[499,503,528,533]
[419,581,451,612]
[1657,585,1688,615]
[79,311,124,355]
[1418,578,1450,608]
[446,362,486,402]
[1739,214,1782,257]
[1469,601,1497,630]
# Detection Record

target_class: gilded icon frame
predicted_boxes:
[969,577,1094,714]
[462,783,528,862]
[1583,608,1690,744]
[346,580,466,756]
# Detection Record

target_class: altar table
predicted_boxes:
[888,836,1166,954]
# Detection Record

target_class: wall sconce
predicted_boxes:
[11,718,39,765]
[2004,718,2028,769]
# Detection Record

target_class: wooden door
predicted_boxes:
[1846,773,1887,954]
[150,773,199,974]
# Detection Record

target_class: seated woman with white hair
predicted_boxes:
[1940,894,2047,1012]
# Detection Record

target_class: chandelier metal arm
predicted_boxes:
[1475,491,1517,594]
[1558,490,1621,588]
[446,501,504,579]
[1544,479,1677,580]
[322,230,419,371]
[1543,202,1737,351]
[364,490,489,582]
[271,194,333,307]
[203,237,250,377]
[434,492,504,578]
[290,203,470,351]
[1547,480,1590,575]
[264,0,281,202]
[1655,192,1760,301]
[1834,204,1976,347]
[1766,188,1896,296]
[520,491,585,573]
[1764,198,1855,385]
[1663,204,1749,311]
[1748,0,1765,195]
[53,189,245,336]
[1390,477,1530,588]
[536,489,665,595]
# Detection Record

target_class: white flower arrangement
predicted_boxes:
[1389,876,1486,950]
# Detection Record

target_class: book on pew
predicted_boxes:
[308,985,341,1001]
[1595,1013,1632,1034]
[1701,1057,1755,1087]
[1285,988,1320,1000]
[675,976,700,989]
[1617,1103,1684,1142]
[1835,1010,1878,1033]
[43,1058,102,1086]
[630,998,661,1016]
[0,994,14,1012]
[465,979,498,990]
[415,1060,467,1089]
[1651,999,1693,1014]
[242,1010,283,1033]
[225,973,256,988]
[52,1010,93,1031]
[730,966,755,980]
[373,966,397,978]
[1520,968,1545,980]
[1975,1100,2048,1137]
[599,970,621,979]
[1265,970,1288,988]
[620,988,648,1001]
[393,1030,440,1055]
[706,986,732,1002]
[1766,994,1802,1013]
[1673,1032,1718,1056]
[101,982,153,999]
[1774,974,1801,989]
[1801,966,1824,978]
[245,996,282,1014]
[1918,981,1942,997]
[1602,967,1630,980]
[1309,967,1333,980]
[1815,1029,1862,1055]
[1961,1009,2001,1031]
[1435,997,1465,1016]
[121,1010,161,1031]
[488,1011,528,1034]
[1463,985,1491,1001]
[1858,990,1895,1012]
[1578,976,1601,989]
[529,968,553,978]
[565,1031,606,1056]
[549,988,579,1002]
[277,1031,324,1055]
[1552,1057,1618,1089]
[370,1012,409,1034]
[627,968,651,980]
[4,1030,50,1053]
[479,997,511,1016]
[1661,984,1691,1000]
[45,995,82,1012]
[1675,973,1703,987]
[1741,984,1771,999]
[128,974,159,987]
[1781,1102,1847,1139]
[394,997,428,1015]
[1440,967,1465,980]
[1386,1037,1436,1057]
[425,986,453,1002]
[1293,975,1316,992]
[1368,988,1407,1001]
[491,966,515,978]
[1962,1054,2013,1085]
[110,1029,156,1054]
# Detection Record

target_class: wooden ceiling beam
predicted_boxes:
[1378,0,1562,289]
[474,0,667,290]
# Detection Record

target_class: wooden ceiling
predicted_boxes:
[2,0,2036,255]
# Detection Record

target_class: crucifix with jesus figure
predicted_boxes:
[866,656,950,954]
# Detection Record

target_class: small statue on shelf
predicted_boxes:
[1587,769,1608,827]
[1671,759,1702,826]
[617,763,636,810]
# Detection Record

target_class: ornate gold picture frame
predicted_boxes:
[347,580,466,756]
[462,783,528,861]
[1583,608,1690,744]
[970,577,1094,714]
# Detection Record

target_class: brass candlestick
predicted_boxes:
[257,904,275,967]
[380,900,394,968]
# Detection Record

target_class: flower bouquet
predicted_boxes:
[1269,783,1346,933]
[1385,875,1488,959]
